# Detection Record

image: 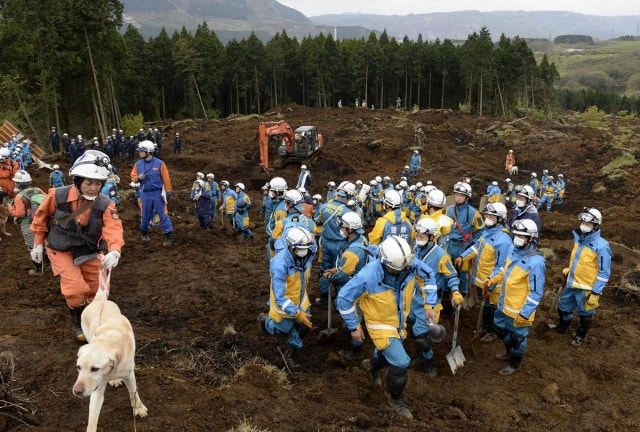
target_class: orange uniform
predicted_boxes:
[505,153,515,171]
[30,185,124,307]
[0,158,19,197]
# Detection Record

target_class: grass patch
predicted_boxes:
[600,152,637,178]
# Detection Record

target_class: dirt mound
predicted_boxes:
[1,106,639,431]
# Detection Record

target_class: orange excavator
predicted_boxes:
[258,121,324,172]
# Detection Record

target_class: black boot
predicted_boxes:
[550,315,572,333]
[284,346,300,369]
[386,365,412,420]
[141,231,150,242]
[163,232,174,247]
[29,260,44,277]
[69,306,86,342]
[425,358,438,377]
[362,354,385,386]
[572,315,593,347]
[499,354,522,375]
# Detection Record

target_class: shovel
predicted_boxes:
[470,292,487,357]
[446,305,465,375]
[318,285,338,341]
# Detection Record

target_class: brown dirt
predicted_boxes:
[2,105,640,432]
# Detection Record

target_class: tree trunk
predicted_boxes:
[85,29,107,141]
[496,77,506,117]
[191,72,208,120]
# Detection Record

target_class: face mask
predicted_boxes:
[82,194,98,201]
[339,227,349,239]
[513,236,527,248]
[416,239,427,246]
[580,223,593,234]
[294,248,309,258]
[484,217,496,228]
[13,187,20,193]
[515,199,526,208]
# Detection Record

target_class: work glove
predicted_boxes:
[483,278,492,291]
[323,268,337,279]
[586,293,600,308]
[295,310,313,329]
[514,315,528,326]
[101,250,121,270]
[454,257,463,268]
[31,244,44,264]
[451,291,464,307]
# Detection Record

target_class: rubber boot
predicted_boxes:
[141,231,150,242]
[425,358,438,377]
[163,232,174,247]
[29,260,44,277]
[362,354,384,386]
[499,354,522,375]
[386,366,413,420]
[572,315,592,347]
[284,346,300,369]
[69,306,87,342]
[481,304,497,342]
[256,313,268,333]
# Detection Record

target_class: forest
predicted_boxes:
[1,0,639,146]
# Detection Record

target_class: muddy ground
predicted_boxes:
[1,105,640,431]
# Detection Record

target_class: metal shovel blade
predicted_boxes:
[447,306,465,375]
[318,287,338,342]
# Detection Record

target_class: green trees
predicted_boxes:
[7,4,619,139]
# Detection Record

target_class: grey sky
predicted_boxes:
[277,0,640,17]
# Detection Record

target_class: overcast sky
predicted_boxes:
[277,0,640,17]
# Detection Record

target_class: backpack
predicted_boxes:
[22,188,45,221]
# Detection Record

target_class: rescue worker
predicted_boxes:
[413,218,462,376]
[487,219,545,375]
[315,181,356,307]
[418,188,454,247]
[368,189,413,246]
[445,182,484,301]
[540,169,550,189]
[49,127,61,153]
[505,178,516,208]
[49,164,66,188]
[296,164,311,190]
[486,181,501,203]
[505,149,515,173]
[261,183,273,226]
[173,132,182,155]
[219,180,237,229]
[529,172,540,197]
[324,212,370,361]
[234,182,253,240]
[130,140,174,247]
[368,178,383,223]
[555,174,566,204]
[206,173,219,222]
[537,175,557,212]
[456,202,512,342]
[8,170,46,276]
[257,227,317,368]
[326,181,337,202]
[270,189,316,256]
[0,147,19,203]
[410,150,421,177]
[508,185,542,235]
[30,150,124,341]
[551,208,611,347]
[337,236,423,420]
[190,179,212,229]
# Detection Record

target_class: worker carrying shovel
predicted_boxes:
[482,219,546,376]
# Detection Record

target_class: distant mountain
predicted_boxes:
[311,10,640,41]
[122,1,640,42]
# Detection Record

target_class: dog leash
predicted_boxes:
[97,266,111,326]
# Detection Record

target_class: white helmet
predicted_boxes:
[543,169,548,175]
[269,176,287,192]
[69,150,110,180]
[414,218,437,236]
[196,172,204,179]
[298,187,307,194]
[312,194,322,202]
[369,179,377,186]
[579,207,602,225]
[415,182,423,188]
[383,176,391,182]
[355,180,363,186]
[414,149,419,154]
[423,185,437,194]
[337,181,356,197]
[508,149,513,154]
[53,164,60,170]
[383,189,402,209]
[516,185,535,200]
[558,174,564,178]
[379,236,414,271]
[340,211,364,232]
[194,179,204,188]
[375,176,382,183]
[300,164,307,170]
[284,189,304,205]
[404,165,410,170]
[0,147,10,159]
[427,189,446,208]
[206,173,215,179]
[12,169,32,183]
[327,181,336,189]
[482,202,508,221]
[531,172,537,178]
[491,181,498,186]
[505,178,511,183]
[511,219,539,239]
[399,180,408,189]
[130,182,140,189]
[136,140,155,153]
[285,226,314,249]
[453,181,472,198]
[235,182,245,191]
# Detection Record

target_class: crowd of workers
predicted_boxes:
[1,131,612,421]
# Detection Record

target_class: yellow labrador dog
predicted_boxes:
[508,165,519,176]
[72,284,147,432]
